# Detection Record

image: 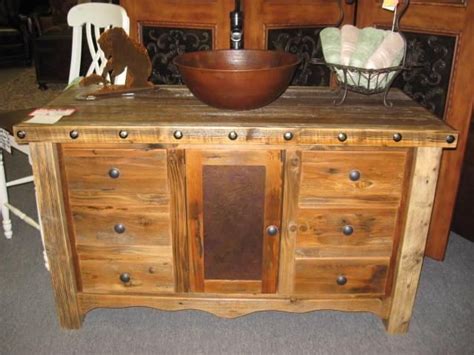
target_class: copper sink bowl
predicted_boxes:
[173,50,300,110]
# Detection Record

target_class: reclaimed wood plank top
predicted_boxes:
[13,85,458,147]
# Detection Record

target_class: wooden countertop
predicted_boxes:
[14,85,458,148]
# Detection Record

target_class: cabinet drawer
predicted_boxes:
[61,146,169,206]
[71,205,171,247]
[299,150,408,206]
[78,247,174,294]
[294,258,389,296]
[295,208,397,257]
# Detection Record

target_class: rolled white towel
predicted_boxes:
[320,27,341,65]
[349,27,386,68]
[340,25,359,66]
[366,31,405,69]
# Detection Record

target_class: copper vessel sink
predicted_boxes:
[173,50,300,110]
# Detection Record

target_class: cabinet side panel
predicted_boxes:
[30,143,82,329]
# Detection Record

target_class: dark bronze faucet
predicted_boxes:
[230,0,243,49]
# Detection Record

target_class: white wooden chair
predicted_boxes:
[0,110,47,269]
[67,3,130,84]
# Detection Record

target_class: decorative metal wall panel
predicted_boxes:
[267,27,330,86]
[394,32,456,119]
[141,26,212,85]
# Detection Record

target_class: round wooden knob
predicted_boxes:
[173,130,183,140]
[16,130,26,139]
[284,132,294,141]
[119,130,128,139]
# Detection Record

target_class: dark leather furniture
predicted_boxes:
[0,0,36,66]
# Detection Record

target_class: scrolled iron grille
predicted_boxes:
[142,26,213,85]
[267,27,330,86]
[393,32,456,119]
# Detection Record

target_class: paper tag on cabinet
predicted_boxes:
[26,108,76,125]
[0,128,11,153]
[382,0,399,11]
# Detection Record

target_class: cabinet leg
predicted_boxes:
[57,310,83,330]
[384,147,443,334]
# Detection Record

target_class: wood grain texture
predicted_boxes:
[204,280,262,294]
[167,149,189,292]
[299,150,408,207]
[385,147,443,334]
[121,0,234,49]
[78,293,386,319]
[79,248,174,294]
[30,143,82,329]
[278,150,301,295]
[295,208,397,258]
[14,87,458,148]
[244,0,356,49]
[70,205,171,247]
[185,150,205,292]
[61,146,169,199]
[425,1,474,259]
[356,0,472,261]
[294,258,390,296]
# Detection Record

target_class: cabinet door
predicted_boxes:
[186,150,283,293]
[356,0,474,259]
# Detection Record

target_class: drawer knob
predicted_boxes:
[266,225,279,236]
[69,130,79,139]
[119,130,128,139]
[349,170,361,181]
[336,275,347,286]
[228,131,238,140]
[173,130,183,140]
[337,132,347,142]
[393,133,402,142]
[16,130,26,139]
[284,132,294,141]
[342,225,354,236]
[446,135,456,144]
[114,223,126,234]
[108,168,120,179]
[119,272,131,284]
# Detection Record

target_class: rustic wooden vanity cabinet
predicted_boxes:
[14,86,457,333]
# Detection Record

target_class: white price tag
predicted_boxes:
[25,108,76,125]
[382,0,399,11]
[26,114,64,125]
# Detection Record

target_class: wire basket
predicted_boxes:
[314,0,410,107]
[311,59,406,107]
